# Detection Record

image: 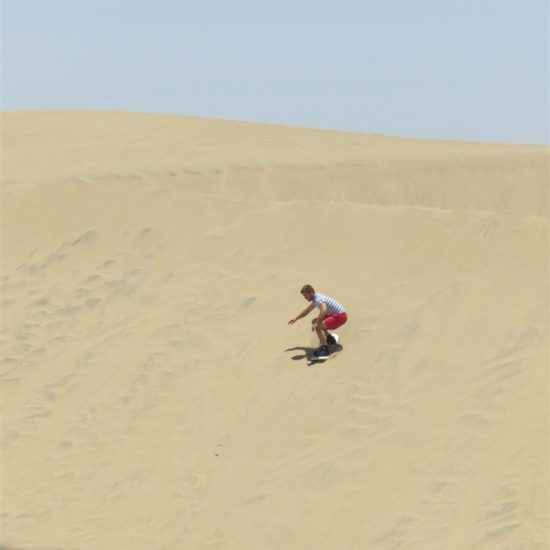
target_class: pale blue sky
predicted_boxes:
[2,0,549,143]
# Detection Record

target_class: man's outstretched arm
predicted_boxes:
[288,303,316,324]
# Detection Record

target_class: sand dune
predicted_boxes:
[1,111,548,549]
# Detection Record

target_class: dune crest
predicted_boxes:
[1,112,548,550]
[3,111,547,216]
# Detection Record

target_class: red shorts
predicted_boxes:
[324,312,348,330]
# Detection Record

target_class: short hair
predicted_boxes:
[301,284,315,294]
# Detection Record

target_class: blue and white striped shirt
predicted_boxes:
[313,293,346,315]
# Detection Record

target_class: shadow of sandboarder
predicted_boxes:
[284,344,344,365]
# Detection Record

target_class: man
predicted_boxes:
[288,284,348,358]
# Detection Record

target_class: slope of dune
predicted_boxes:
[1,111,548,550]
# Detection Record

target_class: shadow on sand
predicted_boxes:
[284,344,344,365]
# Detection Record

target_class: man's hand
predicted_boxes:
[288,318,296,325]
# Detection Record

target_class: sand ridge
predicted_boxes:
[1,111,548,549]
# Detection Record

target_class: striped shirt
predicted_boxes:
[313,293,346,316]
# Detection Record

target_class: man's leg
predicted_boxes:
[315,322,328,346]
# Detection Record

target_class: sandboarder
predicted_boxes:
[288,284,348,358]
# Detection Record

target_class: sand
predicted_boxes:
[1,111,548,549]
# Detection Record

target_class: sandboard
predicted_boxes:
[308,333,342,364]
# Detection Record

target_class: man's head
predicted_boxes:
[301,284,315,302]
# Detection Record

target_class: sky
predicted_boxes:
[2,0,549,144]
